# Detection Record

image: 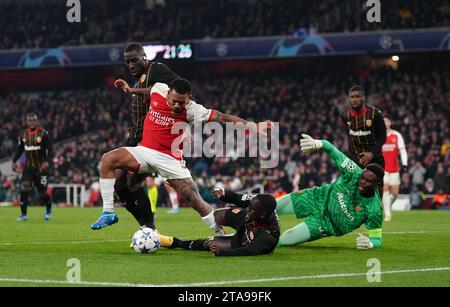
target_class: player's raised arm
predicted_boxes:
[114,79,151,97]
[300,134,361,178]
[210,110,272,135]
[211,186,253,208]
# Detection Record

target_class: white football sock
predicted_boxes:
[100,178,115,212]
[201,211,223,234]
[382,191,391,217]
[169,192,179,209]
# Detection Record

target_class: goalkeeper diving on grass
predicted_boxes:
[277,134,384,249]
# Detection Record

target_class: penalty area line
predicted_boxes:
[0,267,449,287]
[0,239,130,246]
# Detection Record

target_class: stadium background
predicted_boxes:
[0,0,448,211]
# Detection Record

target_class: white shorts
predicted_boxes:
[124,146,191,180]
[383,172,401,186]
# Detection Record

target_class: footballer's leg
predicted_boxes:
[382,174,392,222]
[115,170,155,229]
[36,170,52,220]
[91,148,140,230]
[127,173,155,229]
[275,193,296,215]
[166,185,179,214]
[276,190,318,218]
[168,178,224,235]
[17,168,34,221]
[278,222,311,246]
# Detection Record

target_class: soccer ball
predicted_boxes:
[131,227,160,254]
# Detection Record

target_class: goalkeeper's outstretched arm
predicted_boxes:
[300,134,361,177]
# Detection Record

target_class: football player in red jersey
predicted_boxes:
[381,116,408,222]
[91,78,271,234]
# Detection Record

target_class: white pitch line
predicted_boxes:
[0,267,449,287]
[383,231,447,235]
[0,239,129,246]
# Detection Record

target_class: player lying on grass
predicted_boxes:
[159,188,280,256]
[276,134,384,249]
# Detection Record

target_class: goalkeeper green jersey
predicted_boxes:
[291,140,383,237]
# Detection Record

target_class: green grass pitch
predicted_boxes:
[0,207,449,287]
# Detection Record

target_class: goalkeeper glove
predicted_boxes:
[356,233,374,249]
[300,134,323,153]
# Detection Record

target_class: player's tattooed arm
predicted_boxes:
[210,110,249,125]
[211,110,272,134]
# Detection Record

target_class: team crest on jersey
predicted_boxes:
[366,119,372,127]
[341,158,356,173]
[36,137,42,143]
[140,74,146,84]
[355,205,361,212]
[232,208,241,214]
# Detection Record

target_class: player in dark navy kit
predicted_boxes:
[159,187,280,256]
[103,43,179,230]
[12,113,53,221]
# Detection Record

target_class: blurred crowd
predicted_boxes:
[1,0,448,50]
[0,86,128,158]
[0,65,448,209]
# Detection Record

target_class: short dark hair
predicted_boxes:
[253,194,277,214]
[170,78,192,95]
[384,114,392,121]
[125,43,144,54]
[26,113,37,119]
[349,85,365,96]
[365,163,385,184]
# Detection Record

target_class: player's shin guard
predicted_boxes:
[278,223,311,246]
[100,178,115,212]
[20,192,29,216]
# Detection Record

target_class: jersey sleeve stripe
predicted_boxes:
[207,109,215,122]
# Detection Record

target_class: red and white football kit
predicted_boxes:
[382,129,407,185]
[125,83,214,179]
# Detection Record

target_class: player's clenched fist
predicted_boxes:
[114,79,131,93]
[211,186,225,199]
[300,134,323,153]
